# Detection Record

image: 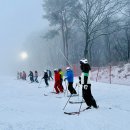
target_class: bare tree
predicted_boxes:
[43,0,78,65]
[73,0,127,59]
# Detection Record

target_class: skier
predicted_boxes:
[64,67,77,95]
[54,69,63,94]
[47,70,53,80]
[42,70,49,87]
[22,71,26,80]
[34,70,39,83]
[58,68,64,90]
[28,71,34,83]
[79,58,98,109]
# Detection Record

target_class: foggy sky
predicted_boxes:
[0,0,48,75]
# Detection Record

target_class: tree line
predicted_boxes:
[42,0,130,67]
[23,0,130,71]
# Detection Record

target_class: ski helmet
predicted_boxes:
[80,58,88,64]
[66,67,70,70]
[54,69,58,72]
[44,70,47,72]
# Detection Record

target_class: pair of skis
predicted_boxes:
[64,106,91,115]
[69,101,85,104]
[44,92,63,98]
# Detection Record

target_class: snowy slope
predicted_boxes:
[0,76,130,130]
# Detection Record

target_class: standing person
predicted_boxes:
[54,69,63,94]
[64,67,77,95]
[48,70,53,80]
[42,70,49,87]
[58,69,64,90]
[79,58,98,109]
[28,71,34,83]
[22,71,26,80]
[34,71,39,83]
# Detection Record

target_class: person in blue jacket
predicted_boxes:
[64,67,77,94]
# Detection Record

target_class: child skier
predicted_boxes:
[79,58,98,109]
[42,70,49,87]
[54,69,63,94]
[64,67,77,95]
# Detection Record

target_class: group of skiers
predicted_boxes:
[17,70,39,83]
[17,70,53,85]
[53,68,77,95]
[28,70,39,83]
[28,70,53,84]
[53,58,98,109]
[17,58,98,109]
[17,71,26,80]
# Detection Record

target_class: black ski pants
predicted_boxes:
[82,84,98,108]
[68,82,77,94]
[44,79,49,86]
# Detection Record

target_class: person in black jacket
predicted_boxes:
[79,58,98,109]
[42,70,49,86]
[28,71,34,83]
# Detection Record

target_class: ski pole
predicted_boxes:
[62,84,77,110]
[76,83,81,101]
[78,97,84,116]
[38,78,43,88]
[63,93,73,110]
[64,80,68,97]
[77,83,80,101]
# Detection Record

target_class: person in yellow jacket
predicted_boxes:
[58,69,64,90]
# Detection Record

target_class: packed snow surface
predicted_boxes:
[0,77,130,130]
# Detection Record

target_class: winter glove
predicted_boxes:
[83,85,88,90]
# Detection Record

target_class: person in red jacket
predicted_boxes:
[54,69,63,94]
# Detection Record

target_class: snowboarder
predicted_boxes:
[54,69,63,94]
[34,70,39,83]
[28,71,34,83]
[64,67,77,95]
[79,58,98,109]
[42,70,49,87]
